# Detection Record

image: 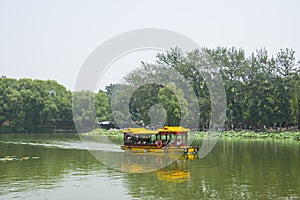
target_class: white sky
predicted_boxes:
[0,0,299,91]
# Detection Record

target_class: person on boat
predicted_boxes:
[166,139,171,145]
[176,139,182,147]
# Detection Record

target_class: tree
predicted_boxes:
[95,90,112,122]
[72,90,97,133]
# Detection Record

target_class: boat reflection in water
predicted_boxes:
[122,153,198,183]
[84,126,198,173]
[157,154,197,183]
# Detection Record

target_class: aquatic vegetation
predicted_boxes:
[192,130,300,141]
[0,155,40,162]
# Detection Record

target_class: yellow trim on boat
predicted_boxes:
[122,126,190,134]
[122,128,158,135]
[158,126,190,133]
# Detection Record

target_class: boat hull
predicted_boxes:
[120,145,199,154]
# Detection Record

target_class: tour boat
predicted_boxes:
[120,126,199,154]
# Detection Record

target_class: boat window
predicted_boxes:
[124,133,133,145]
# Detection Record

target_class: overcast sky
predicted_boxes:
[0,0,299,91]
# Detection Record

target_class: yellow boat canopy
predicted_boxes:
[122,126,190,135]
[158,126,190,133]
[122,128,158,135]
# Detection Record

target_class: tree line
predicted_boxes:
[0,46,299,133]
[111,47,300,131]
[0,78,74,133]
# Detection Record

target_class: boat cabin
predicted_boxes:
[122,126,190,148]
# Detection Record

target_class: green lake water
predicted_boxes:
[0,134,300,200]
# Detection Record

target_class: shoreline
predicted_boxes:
[83,128,300,141]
